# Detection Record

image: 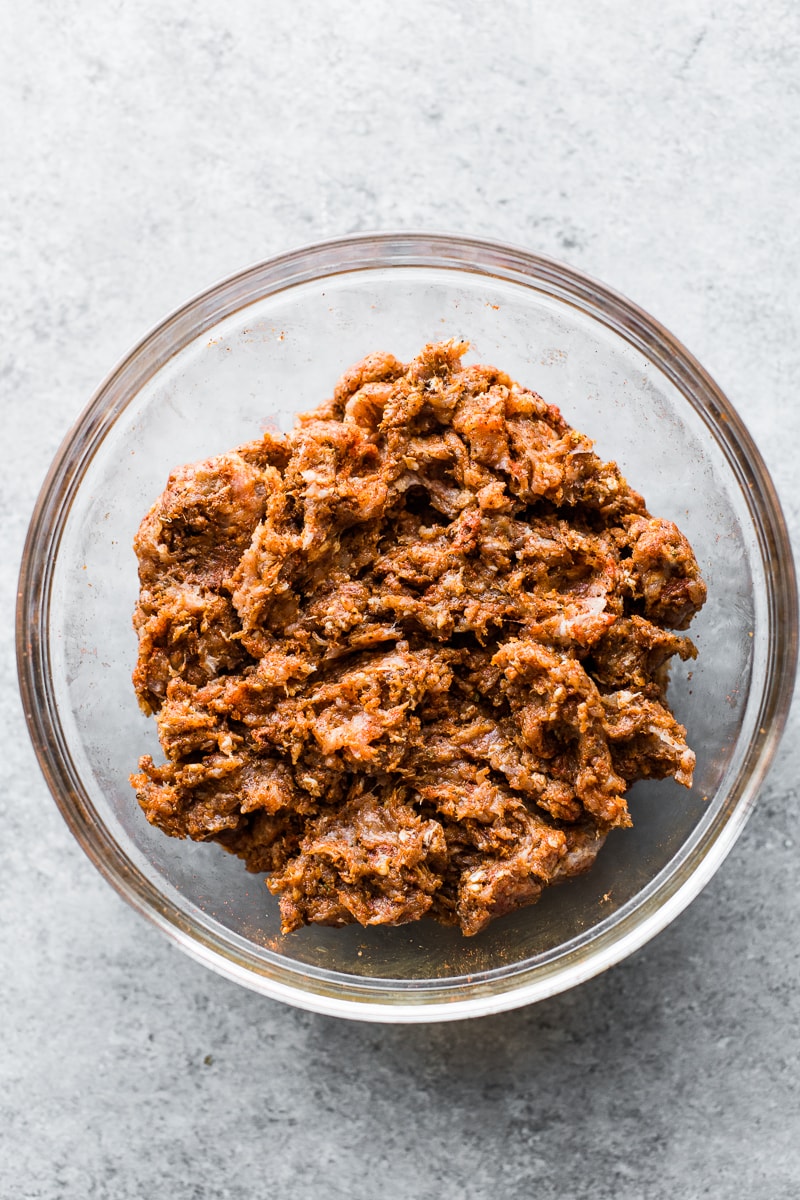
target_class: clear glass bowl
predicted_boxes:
[17,233,797,1022]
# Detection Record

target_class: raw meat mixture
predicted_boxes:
[131,341,706,936]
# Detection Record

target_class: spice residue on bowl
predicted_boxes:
[130,340,706,936]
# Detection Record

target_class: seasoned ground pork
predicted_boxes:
[131,341,706,936]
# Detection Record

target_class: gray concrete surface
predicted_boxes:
[3,2,800,1196]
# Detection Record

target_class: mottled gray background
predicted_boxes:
[3,2,800,1197]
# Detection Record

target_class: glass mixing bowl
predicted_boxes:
[17,233,797,1022]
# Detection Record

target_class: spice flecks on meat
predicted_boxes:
[131,341,706,936]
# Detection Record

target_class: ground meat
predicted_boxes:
[130,341,706,937]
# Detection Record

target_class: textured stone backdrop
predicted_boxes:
[2,2,799,1197]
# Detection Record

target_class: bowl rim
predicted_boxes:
[16,230,799,1022]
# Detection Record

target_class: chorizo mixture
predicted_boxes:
[131,341,706,936]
